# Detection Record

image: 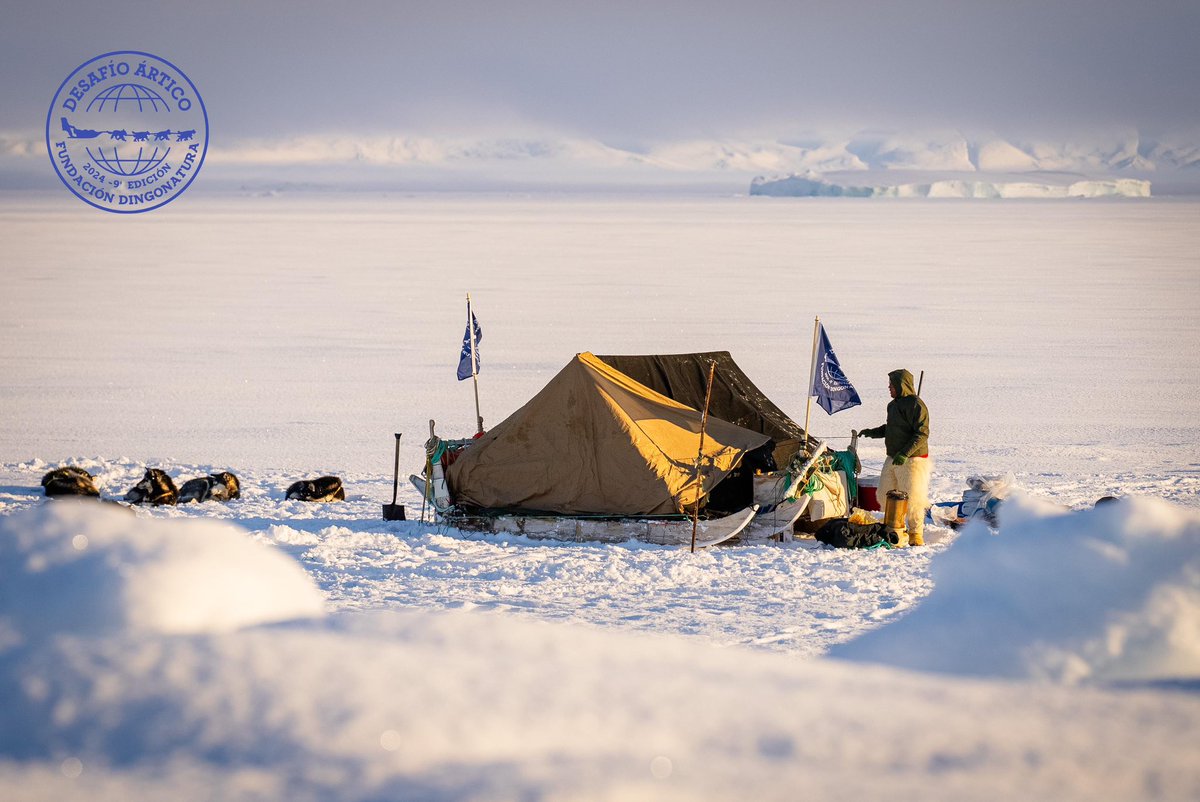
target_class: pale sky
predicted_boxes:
[4,0,1199,145]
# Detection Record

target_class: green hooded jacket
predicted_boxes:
[859,369,929,458]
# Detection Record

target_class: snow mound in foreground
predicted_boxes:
[0,501,323,641]
[2,610,1198,801]
[834,494,1200,683]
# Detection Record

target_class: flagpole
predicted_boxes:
[803,315,820,452]
[467,293,483,434]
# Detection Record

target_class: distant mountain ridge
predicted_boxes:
[4,127,1197,191]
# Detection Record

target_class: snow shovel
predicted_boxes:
[382,432,406,521]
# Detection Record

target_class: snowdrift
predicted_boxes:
[0,497,1198,799]
[2,612,1199,800]
[0,501,324,642]
[834,494,1200,683]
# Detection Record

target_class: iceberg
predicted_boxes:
[750,172,1151,199]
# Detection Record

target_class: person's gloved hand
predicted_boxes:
[892,454,907,465]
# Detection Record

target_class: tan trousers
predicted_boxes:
[877,456,932,537]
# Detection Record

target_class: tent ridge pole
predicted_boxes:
[691,359,717,554]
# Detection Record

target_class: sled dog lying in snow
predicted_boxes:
[123,468,179,506]
[286,476,345,502]
[178,471,242,503]
[41,466,100,497]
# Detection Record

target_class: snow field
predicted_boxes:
[0,458,937,655]
[2,195,1199,799]
[0,502,1198,801]
[3,195,1198,493]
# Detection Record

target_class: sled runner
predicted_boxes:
[447,505,759,547]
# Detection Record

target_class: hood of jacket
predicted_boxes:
[889,369,916,397]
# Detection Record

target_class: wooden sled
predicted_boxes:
[444,505,759,548]
[737,496,811,542]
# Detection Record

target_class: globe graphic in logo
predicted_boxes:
[85,143,170,178]
[86,83,171,114]
[80,83,173,177]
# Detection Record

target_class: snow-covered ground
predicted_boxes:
[1,194,1198,800]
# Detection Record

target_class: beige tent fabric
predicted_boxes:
[446,352,771,515]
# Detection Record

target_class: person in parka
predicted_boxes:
[855,369,931,546]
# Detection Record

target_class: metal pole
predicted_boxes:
[467,293,483,434]
[917,369,925,398]
[803,316,820,453]
[691,359,717,553]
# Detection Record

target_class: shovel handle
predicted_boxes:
[391,432,402,505]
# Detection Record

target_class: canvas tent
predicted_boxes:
[595,351,811,468]
[445,352,772,516]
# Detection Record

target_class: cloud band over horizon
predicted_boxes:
[4,1,1199,146]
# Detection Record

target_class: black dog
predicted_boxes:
[179,471,242,503]
[123,468,179,506]
[41,466,100,497]
[286,475,345,502]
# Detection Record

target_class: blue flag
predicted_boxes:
[457,310,482,380]
[811,323,861,414]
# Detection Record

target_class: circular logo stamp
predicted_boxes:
[46,51,208,213]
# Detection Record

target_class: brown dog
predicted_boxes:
[123,468,179,506]
[178,471,242,503]
[285,476,345,502]
[41,466,100,497]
